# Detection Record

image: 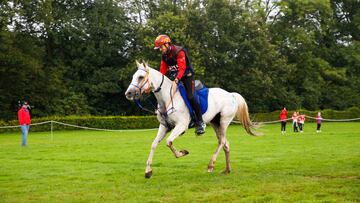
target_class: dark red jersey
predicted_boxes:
[160,45,193,80]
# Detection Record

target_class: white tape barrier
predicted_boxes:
[1,116,359,131]
[0,121,52,129]
[232,118,293,124]
[0,120,157,132]
[51,121,158,132]
[305,115,360,122]
[232,116,360,124]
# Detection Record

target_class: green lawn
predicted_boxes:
[0,122,359,202]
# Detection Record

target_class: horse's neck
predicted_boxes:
[149,68,180,110]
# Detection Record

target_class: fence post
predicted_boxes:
[51,120,53,142]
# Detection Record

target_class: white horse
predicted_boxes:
[125,61,259,178]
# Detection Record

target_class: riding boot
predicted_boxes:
[189,97,206,135]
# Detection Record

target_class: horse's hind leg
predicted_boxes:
[208,127,231,173]
[223,137,231,174]
[220,119,232,174]
[207,124,224,172]
[208,114,232,174]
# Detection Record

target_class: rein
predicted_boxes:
[154,74,164,93]
[163,81,177,114]
[134,98,157,114]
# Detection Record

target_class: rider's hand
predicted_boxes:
[174,78,179,84]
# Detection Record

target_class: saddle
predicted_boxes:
[178,80,209,128]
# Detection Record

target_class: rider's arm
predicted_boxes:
[160,60,168,75]
[176,50,186,80]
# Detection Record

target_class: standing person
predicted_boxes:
[316,112,322,133]
[280,107,288,134]
[292,112,298,132]
[18,101,31,146]
[298,113,305,133]
[154,34,206,135]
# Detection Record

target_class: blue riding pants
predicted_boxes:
[21,125,30,146]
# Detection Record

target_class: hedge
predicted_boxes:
[1,107,359,133]
[0,115,159,133]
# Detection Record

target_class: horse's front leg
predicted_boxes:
[166,123,189,158]
[145,124,168,178]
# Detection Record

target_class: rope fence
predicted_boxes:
[0,121,159,141]
[304,116,360,122]
[0,116,359,132]
[232,116,360,124]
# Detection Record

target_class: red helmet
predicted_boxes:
[154,34,171,49]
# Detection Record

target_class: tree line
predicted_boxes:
[0,0,359,120]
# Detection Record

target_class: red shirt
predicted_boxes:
[18,106,31,125]
[298,115,305,123]
[280,109,287,121]
[160,45,187,80]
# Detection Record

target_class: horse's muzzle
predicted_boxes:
[125,89,135,100]
[125,89,141,100]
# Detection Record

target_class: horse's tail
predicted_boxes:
[231,93,261,136]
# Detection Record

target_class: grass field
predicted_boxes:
[0,122,359,202]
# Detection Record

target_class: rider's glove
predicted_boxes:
[169,71,177,81]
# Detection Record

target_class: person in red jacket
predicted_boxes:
[154,34,205,135]
[18,102,31,146]
[280,107,288,134]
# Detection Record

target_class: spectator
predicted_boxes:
[298,113,305,133]
[18,102,31,146]
[280,107,288,134]
[292,112,298,132]
[316,112,322,133]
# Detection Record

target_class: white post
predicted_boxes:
[51,120,53,142]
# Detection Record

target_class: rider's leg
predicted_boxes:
[181,75,205,134]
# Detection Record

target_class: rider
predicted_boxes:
[154,34,206,135]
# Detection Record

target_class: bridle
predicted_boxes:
[131,68,177,118]
[131,68,165,97]
[131,68,164,114]
[130,68,151,97]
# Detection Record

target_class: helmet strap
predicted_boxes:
[166,43,172,54]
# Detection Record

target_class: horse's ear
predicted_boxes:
[142,60,150,71]
[135,60,141,69]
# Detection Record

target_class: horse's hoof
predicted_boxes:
[222,170,231,174]
[207,166,214,173]
[145,171,152,179]
[180,150,189,156]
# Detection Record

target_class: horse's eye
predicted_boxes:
[138,76,144,81]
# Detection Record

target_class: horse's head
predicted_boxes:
[125,61,152,100]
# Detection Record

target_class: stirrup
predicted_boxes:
[195,122,206,135]
[188,120,196,129]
